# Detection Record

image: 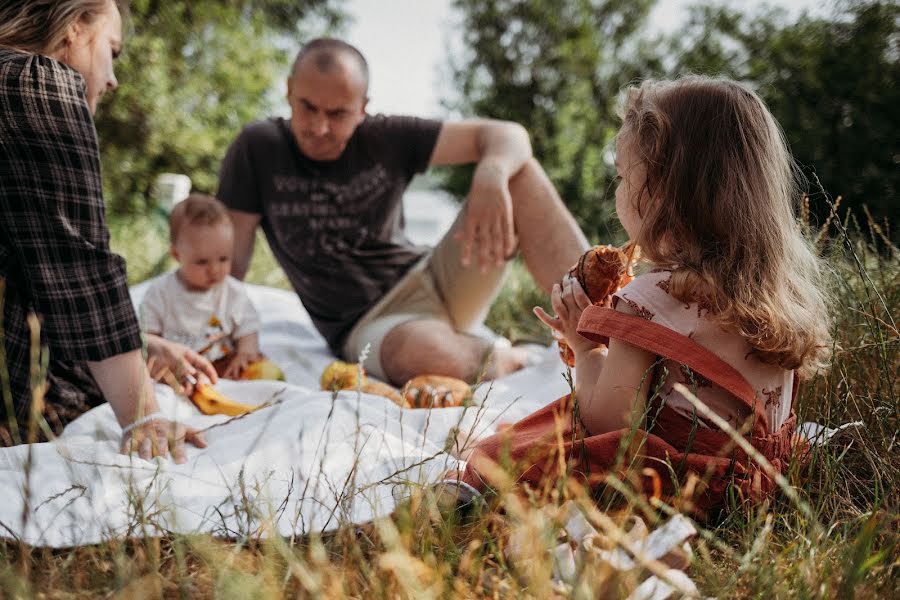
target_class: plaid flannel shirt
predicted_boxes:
[0,47,142,444]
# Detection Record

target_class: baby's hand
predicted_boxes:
[534,275,597,355]
[221,351,260,380]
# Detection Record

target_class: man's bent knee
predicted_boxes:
[380,320,488,385]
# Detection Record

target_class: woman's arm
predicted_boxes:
[88,349,208,462]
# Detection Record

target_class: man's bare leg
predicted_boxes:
[508,157,590,292]
[381,158,588,384]
[380,319,534,385]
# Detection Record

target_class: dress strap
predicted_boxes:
[577,306,770,431]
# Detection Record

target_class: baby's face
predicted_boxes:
[172,222,235,292]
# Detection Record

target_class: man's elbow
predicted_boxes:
[494,120,532,155]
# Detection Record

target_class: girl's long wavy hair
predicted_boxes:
[620,76,832,379]
[0,0,128,55]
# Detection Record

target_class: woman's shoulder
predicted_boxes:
[0,47,90,136]
[0,47,83,93]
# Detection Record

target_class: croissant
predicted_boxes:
[402,375,471,409]
[557,243,639,366]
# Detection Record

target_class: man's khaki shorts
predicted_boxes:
[342,210,508,380]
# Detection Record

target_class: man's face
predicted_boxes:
[287,55,368,161]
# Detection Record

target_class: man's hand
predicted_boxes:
[120,417,208,464]
[146,334,218,396]
[454,159,518,272]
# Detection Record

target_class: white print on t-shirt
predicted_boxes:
[269,164,395,256]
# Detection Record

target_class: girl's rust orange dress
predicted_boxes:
[451,305,800,512]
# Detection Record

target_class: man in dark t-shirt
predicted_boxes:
[219,38,589,385]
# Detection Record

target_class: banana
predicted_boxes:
[190,382,258,416]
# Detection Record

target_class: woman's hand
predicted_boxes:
[120,417,208,464]
[145,334,218,395]
[534,274,598,355]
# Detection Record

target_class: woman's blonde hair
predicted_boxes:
[619,76,832,378]
[0,0,127,55]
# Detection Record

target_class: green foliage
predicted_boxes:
[96,0,343,215]
[447,0,898,241]
[444,0,660,243]
[669,0,899,238]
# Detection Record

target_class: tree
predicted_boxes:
[662,0,898,234]
[446,0,897,239]
[96,0,343,214]
[444,0,661,242]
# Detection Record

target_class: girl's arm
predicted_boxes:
[578,304,656,435]
[535,275,608,401]
[535,278,656,435]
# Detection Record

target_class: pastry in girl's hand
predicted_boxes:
[402,375,471,408]
[557,242,639,366]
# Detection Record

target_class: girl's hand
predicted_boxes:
[533,275,598,355]
[120,418,208,464]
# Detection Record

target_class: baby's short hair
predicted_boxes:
[169,194,231,245]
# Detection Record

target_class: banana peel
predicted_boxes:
[190,382,258,416]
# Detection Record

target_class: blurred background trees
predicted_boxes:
[96,0,342,215]
[97,0,897,241]
[444,0,898,241]
[666,0,898,239]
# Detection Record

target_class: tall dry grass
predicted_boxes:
[0,207,896,599]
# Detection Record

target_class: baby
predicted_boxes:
[140,194,262,380]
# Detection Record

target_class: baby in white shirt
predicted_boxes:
[140,194,261,379]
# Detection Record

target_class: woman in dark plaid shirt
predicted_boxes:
[0,0,215,461]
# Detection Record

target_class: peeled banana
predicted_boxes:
[190,382,258,416]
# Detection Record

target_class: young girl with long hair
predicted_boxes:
[447,76,833,511]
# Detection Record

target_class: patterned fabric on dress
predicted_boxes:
[613,270,793,432]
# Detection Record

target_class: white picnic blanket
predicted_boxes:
[0,281,570,547]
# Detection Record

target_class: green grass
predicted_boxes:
[0,209,896,599]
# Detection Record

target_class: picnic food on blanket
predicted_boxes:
[402,375,471,408]
[190,382,258,416]
[557,242,639,367]
[320,360,365,391]
[319,360,405,406]
[238,358,285,381]
[319,361,469,408]
[212,354,285,381]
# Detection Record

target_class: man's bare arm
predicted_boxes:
[428,119,533,270]
[228,209,261,280]
[428,119,532,175]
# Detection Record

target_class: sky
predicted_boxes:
[338,0,829,118]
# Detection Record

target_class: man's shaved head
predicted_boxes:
[291,38,369,94]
